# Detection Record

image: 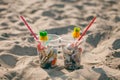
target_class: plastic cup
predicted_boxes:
[60,36,82,70]
[37,34,60,69]
[45,34,61,47]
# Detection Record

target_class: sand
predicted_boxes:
[0,0,120,80]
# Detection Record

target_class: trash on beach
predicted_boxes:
[37,31,60,69]
[20,16,96,70]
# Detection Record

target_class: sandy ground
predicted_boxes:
[0,0,120,80]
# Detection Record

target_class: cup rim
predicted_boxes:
[47,34,61,42]
[37,34,61,41]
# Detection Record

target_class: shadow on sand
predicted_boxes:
[45,25,74,35]
[9,45,37,56]
[92,67,114,80]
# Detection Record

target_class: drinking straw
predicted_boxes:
[20,16,39,41]
[75,17,96,46]
[20,16,38,41]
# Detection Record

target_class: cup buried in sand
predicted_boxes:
[61,35,82,70]
[37,31,60,69]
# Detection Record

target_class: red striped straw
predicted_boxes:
[20,16,39,41]
[75,17,96,46]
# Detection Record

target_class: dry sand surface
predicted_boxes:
[0,0,120,80]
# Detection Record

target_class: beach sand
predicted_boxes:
[0,0,120,80]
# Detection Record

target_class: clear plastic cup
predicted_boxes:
[60,36,82,70]
[37,34,60,69]
[45,34,61,48]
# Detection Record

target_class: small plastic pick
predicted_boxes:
[72,27,81,39]
[74,27,80,32]
[39,31,48,41]
[40,31,47,37]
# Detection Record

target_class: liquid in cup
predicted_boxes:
[37,34,60,69]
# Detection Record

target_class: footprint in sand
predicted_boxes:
[75,5,84,10]
[42,10,56,18]
[112,39,120,50]
[105,54,120,70]
[0,54,17,67]
[27,36,35,43]
[51,4,65,8]
[4,71,21,80]
[106,0,117,5]
[18,22,25,26]
[1,33,9,38]
[0,33,9,41]
[83,2,97,6]
[61,0,79,3]
[0,0,8,5]
[86,33,103,47]
[0,8,7,12]
[1,22,8,27]
[46,25,74,35]
[46,9,65,20]
[86,15,94,21]
[0,37,7,41]
[0,25,10,30]
[9,45,37,56]
[30,9,38,14]
[112,52,120,58]
[114,16,120,23]
[7,16,18,23]
[0,77,9,80]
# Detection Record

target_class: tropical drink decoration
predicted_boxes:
[72,27,81,39]
[39,30,48,41]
